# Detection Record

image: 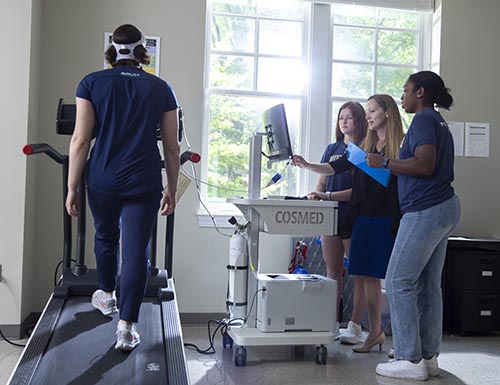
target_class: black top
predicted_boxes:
[329,150,400,234]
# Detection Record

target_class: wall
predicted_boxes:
[439,0,500,237]
[32,0,216,314]
[3,0,500,328]
[29,0,293,317]
[0,0,39,330]
[22,0,42,327]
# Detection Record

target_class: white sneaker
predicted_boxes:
[376,359,428,381]
[425,356,439,377]
[333,321,340,339]
[92,289,117,316]
[339,321,362,345]
[115,323,141,351]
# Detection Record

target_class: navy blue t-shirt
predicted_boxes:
[76,66,178,196]
[398,108,454,213]
[320,141,352,225]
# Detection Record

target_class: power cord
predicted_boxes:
[188,161,233,238]
[54,258,77,286]
[179,119,234,238]
[183,318,244,355]
[180,114,291,239]
[184,288,264,355]
[183,160,290,239]
[0,257,78,348]
[0,327,26,347]
[181,160,290,195]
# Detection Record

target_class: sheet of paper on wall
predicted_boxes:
[346,142,391,187]
[465,122,490,157]
[447,121,465,156]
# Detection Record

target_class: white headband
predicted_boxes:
[112,33,146,62]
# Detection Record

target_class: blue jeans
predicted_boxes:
[386,195,460,361]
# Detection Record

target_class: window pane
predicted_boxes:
[333,26,374,62]
[376,66,414,96]
[374,68,413,133]
[211,16,256,53]
[331,101,350,143]
[258,57,305,94]
[333,5,375,26]
[258,0,304,19]
[400,110,413,133]
[212,0,257,15]
[378,30,417,65]
[210,54,254,90]
[377,9,418,29]
[207,95,300,200]
[259,20,302,57]
[332,63,372,99]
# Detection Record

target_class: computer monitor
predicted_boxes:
[262,104,293,164]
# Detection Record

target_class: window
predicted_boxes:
[330,4,428,131]
[203,0,431,210]
[204,0,307,210]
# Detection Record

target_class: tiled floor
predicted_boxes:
[2,327,499,385]
[184,326,500,385]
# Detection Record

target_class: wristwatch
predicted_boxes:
[382,157,390,169]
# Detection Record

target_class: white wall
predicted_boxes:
[30,0,293,317]
[31,0,211,313]
[439,0,500,237]
[0,0,39,326]
[3,0,500,327]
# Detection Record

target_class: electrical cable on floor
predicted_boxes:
[0,327,26,348]
[1,258,79,349]
[183,319,238,355]
[184,289,263,355]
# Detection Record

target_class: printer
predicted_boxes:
[256,274,337,332]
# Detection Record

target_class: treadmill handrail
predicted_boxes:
[23,143,65,164]
[22,143,74,271]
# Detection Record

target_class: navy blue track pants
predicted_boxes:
[87,189,161,322]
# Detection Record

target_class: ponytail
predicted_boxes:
[408,71,454,110]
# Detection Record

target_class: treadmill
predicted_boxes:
[8,100,194,385]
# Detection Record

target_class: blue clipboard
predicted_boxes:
[346,142,391,187]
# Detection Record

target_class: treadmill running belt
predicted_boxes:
[29,298,168,385]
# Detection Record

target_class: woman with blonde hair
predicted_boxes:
[292,94,404,353]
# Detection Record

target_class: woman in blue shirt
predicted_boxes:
[368,71,461,380]
[65,24,180,351]
[293,94,404,354]
[307,101,367,345]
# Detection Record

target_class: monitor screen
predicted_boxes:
[262,104,293,163]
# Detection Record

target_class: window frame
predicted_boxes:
[200,1,432,223]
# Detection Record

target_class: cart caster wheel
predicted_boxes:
[222,332,233,349]
[234,346,247,366]
[315,345,327,365]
